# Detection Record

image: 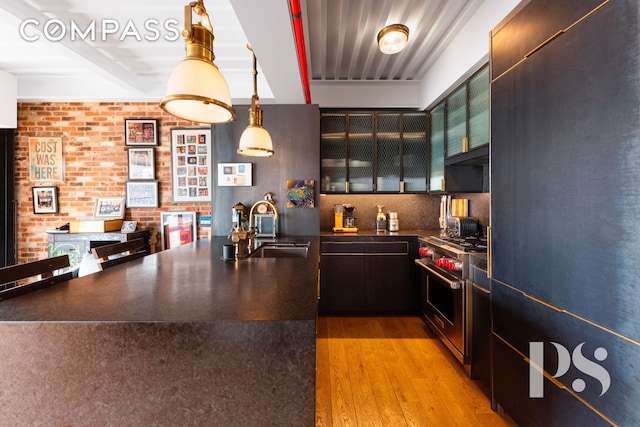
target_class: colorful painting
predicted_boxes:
[286,179,315,208]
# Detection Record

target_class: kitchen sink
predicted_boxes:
[247,242,310,258]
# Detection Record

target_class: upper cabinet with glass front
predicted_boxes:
[429,64,489,193]
[321,111,427,193]
[445,64,490,159]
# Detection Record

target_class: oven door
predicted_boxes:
[416,258,465,363]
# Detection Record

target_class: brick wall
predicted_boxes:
[15,102,212,263]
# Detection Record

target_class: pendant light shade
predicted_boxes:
[159,1,235,124]
[377,24,409,54]
[238,122,274,157]
[238,46,273,157]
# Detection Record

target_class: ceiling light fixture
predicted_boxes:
[237,44,274,157]
[159,0,235,124]
[377,24,410,55]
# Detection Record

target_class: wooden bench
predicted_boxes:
[91,238,147,271]
[0,255,72,300]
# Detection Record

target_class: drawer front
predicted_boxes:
[321,242,365,254]
[365,241,408,254]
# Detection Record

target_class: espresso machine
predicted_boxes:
[332,204,358,232]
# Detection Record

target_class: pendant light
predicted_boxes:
[159,0,235,124]
[377,24,410,54]
[237,44,274,157]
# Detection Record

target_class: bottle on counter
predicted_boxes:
[376,205,387,232]
[388,212,399,232]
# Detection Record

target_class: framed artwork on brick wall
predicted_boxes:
[127,147,155,180]
[28,137,64,182]
[170,127,211,203]
[126,181,159,208]
[125,119,158,146]
[32,186,58,214]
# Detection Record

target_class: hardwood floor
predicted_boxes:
[316,316,517,427]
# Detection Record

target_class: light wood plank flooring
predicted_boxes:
[316,316,517,427]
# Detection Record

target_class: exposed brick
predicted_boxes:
[16,102,211,263]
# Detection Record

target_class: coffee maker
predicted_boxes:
[332,204,358,232]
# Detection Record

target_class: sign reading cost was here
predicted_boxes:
[29,137,64,182]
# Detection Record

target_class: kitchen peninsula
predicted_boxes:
[0,236,319,426]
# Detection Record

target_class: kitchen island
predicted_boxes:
[0,236,319,426]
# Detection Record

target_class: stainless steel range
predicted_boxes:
[415,234,487,371]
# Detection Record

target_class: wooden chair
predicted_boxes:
[91,238,147,271]
[0,254,72,300]
[148,231,160,254]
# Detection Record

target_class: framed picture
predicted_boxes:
[125,181,159,208]
[125,119,158,146]
[170,128,211,202]
[29,137,64,182]
[217,163,252,186]
[161,211,197,250]
[94,197,126,219]
[127,147,155,180]
[32,186,58,214]
[121,221,137,233]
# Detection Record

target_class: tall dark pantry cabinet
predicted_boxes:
[490,0,640,426]
[0,129,15,268]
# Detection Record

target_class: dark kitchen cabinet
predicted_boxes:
[470,266,491,397]
[446,85,467,158]
[0,130,15,268]
[319,242,366,313]
[319,240,418,314]
[428,64,489,194]
[428,103,445,192]
[490,0,640,425]
[320,111,427,193]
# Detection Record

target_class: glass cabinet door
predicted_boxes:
[446,85,467,157]
[402,113,427,192]
[320,113,347,192]
[320,111,426,193]
[347,113,374,192]
[468,65,489,150]
[376,113,401,192]
[429,103,445,192]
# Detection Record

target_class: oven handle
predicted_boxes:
[415,258,463,290]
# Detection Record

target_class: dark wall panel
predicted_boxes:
[491,0,640,339]
[211,104,320,237]
[492,281,640,425]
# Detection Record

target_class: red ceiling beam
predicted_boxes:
[289,0,311,104]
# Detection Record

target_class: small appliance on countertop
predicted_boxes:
[446,216,478,237]
[332,203,358,232]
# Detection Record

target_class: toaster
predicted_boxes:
[447,216,478,237]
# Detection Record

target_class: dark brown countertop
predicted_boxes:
[0,236,319,322]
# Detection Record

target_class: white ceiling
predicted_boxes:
[0,0,517,109]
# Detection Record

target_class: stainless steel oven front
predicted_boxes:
[417,258,469,364]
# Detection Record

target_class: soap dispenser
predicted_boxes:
[376,205,387,232]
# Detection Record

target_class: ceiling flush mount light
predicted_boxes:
[159,0,235,124]
[238,45,273,157]
[377,24,410,54]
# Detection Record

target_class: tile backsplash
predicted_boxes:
[319,193,489,233]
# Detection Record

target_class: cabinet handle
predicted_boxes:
[487,226,492,279]
[345,181,350,193]
[440,178,445,192]
[400,181,405,193]
[462,137,469,153]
